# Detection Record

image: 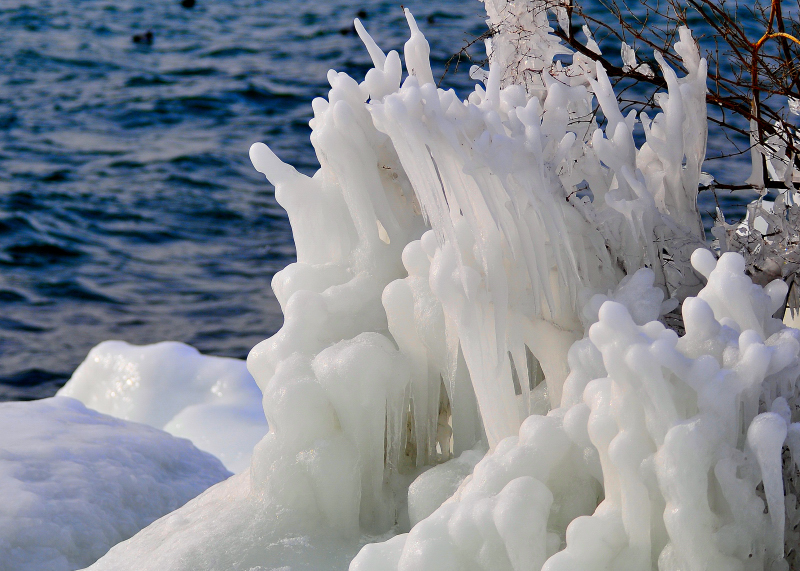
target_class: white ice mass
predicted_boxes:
[15,0,800,569]
[0,397,230,571]
[58,340,268,473]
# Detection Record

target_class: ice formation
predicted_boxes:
[58,340,268,473]
[0,397,230,571]
[86,1,800,570]
[354,253,800,571]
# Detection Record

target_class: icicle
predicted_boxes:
[403,9,434,86]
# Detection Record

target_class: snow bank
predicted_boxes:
[86,2,800,570]
[0,397,230,571]
[58,340,267,473]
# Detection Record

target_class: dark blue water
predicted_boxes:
[0,0,758,400]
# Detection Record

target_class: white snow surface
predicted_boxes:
[0,396,230,571]
[58,340,268,473]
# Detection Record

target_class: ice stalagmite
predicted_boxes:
[87,2,800,570]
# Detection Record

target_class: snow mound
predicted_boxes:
[58,340,268,473]
[0,397,230,571]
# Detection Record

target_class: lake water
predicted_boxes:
[0,0,760,400]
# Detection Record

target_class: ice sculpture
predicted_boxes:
[58,341,268,473]
[87,2,800,570]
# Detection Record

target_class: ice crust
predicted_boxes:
[0,397,230,571]
[85,2,800,570]
[58,340,268,473]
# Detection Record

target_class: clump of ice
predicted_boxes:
[88,333,420,570]
[85,2,800,570]
[366,7,709,447]
[0,397,229,571]
[406,446,487,527]
[355,254,800,571]
[58,340,267,473]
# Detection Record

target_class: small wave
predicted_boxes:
[102,227,180,245]
[237,84,299,104]
[41,170,69,182]
[0,215,35,235]
[204,46,259,58]
[0,369,66,402]
[152,95,234,121]
[168,67,218,77]
[0,113,18,130]
[200,208,244,222]
[0,290,28,303]
[0,242,83,268]
[168,154,226,168]
[34,279,118,304]
[125,76,174,88]
[7,6,48,32]
[165,174,223,190]
[0,317,47,333]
